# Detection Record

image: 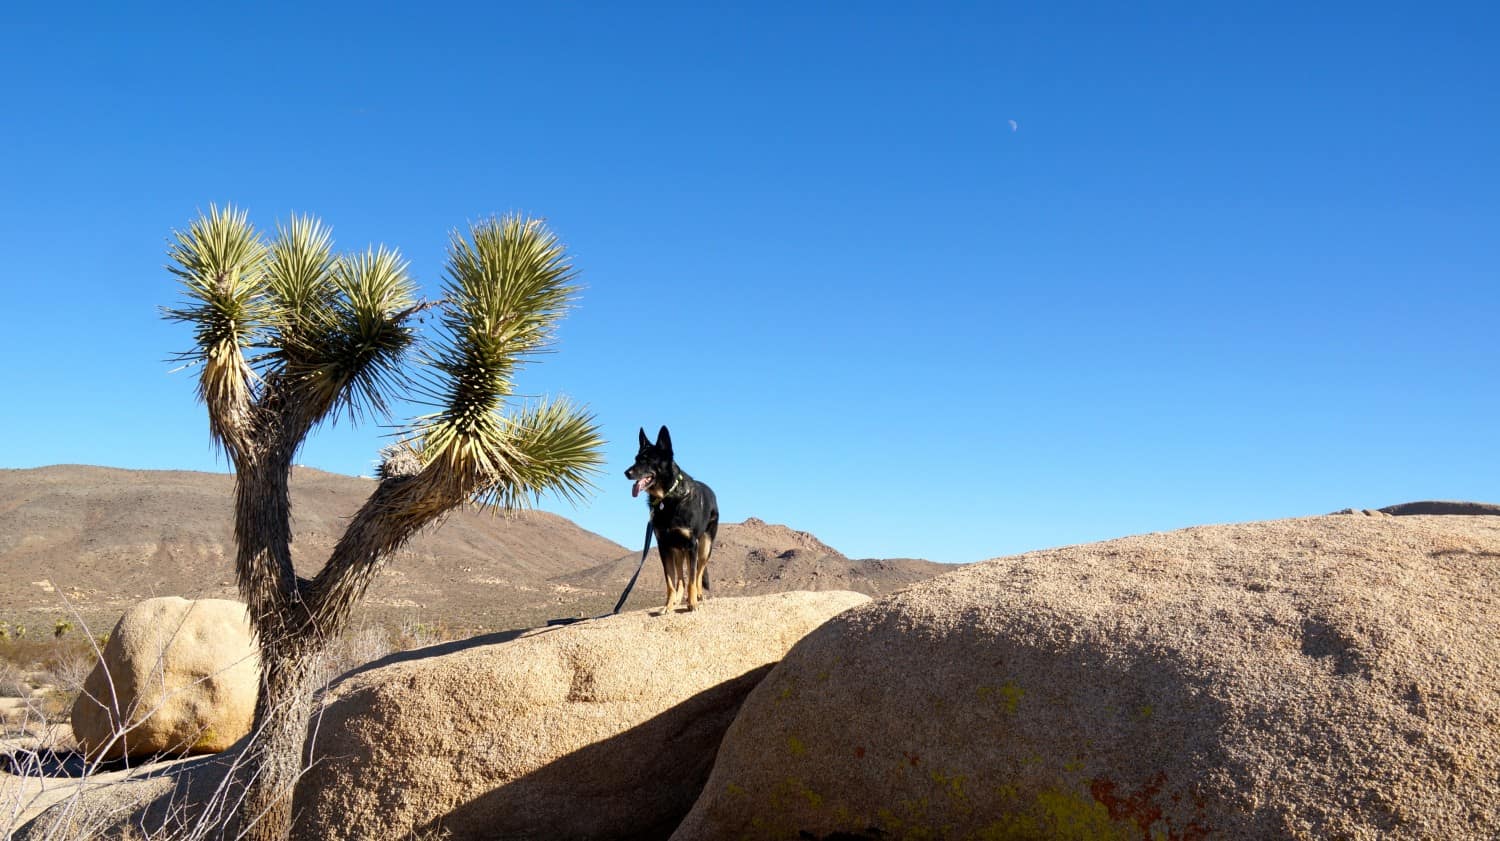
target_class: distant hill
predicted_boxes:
[0,466,949,632]
[558,517,949,616]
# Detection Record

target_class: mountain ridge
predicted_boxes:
[0,465,950,630]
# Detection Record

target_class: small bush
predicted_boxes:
[0,659,24,698]
[42,644,99,694]
[395,617,456,650]
[313,624,396,690]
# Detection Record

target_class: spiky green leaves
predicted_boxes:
[165,206,422,453]
[411,216,603,507]
[264,214,338,337]
[164,205,269,450]
[166,205,269,354]
[166,207,603,509]
[480,398,605,508]
[287,246,420,424]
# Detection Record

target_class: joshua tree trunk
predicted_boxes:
[235,635,319,841]
[230,462,471,841]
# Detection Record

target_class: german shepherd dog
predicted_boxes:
[625,426,719,612]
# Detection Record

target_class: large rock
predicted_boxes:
[71,597,259,761]
[674,515,1500,840]
[292,591,869,841]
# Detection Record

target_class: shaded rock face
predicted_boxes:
[71,597,259,761]
[673,515,1500,841]
[292,591,869,841]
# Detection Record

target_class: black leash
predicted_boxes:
[611,519,655,615]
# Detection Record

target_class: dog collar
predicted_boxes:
[648,471,683,507]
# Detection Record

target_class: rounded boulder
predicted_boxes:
[71,597,259,761]
[293,591,868,841]
[673,515,1500,840]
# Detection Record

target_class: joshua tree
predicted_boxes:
[165,206,603,841]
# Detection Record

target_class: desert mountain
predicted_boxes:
[0,466,947,631]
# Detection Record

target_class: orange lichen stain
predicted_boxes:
[973,785,1136,841]
[854,745,866,758]
[904,751,922,767]
[1089,773,1213,841]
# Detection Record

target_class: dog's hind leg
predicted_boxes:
[689,532,713,609]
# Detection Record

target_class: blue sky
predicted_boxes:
[1,2,1496,564]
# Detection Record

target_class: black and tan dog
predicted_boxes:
[625,426,719,612]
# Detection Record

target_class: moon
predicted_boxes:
[1008,119,1018,132]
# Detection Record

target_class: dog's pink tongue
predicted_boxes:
[632,477,650,498]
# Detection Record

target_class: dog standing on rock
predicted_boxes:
[626,426,719,612]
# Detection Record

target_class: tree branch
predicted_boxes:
[303,468,471,635]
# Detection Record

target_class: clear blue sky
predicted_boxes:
[1,2,1496,564]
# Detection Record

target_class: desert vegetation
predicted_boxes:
[155,206,604,840]
[1,611,461,839]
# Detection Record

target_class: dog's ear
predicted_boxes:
[638,427,650,449]
[656,425,672,455]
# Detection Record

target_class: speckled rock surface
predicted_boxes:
[673,515,1500,841]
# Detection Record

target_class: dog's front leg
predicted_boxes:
[661,550,679,612]
[686,536,702,611]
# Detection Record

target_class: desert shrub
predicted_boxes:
[33,688,74,725]
[395,617,458,651]
[0,635,61,673]
[41,643,100,694]
[0,659,24,698]
[312,625,396,690]
[53,620,74,638]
